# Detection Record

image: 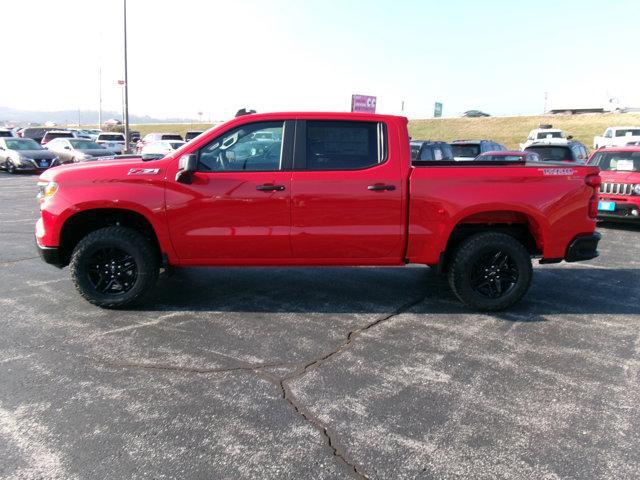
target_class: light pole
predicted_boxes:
[123,0,130,153]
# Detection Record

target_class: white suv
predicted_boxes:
[96,132,126,154]
[520,126,568,150]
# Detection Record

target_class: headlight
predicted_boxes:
[37,181,58,201]
[634,184,640,195]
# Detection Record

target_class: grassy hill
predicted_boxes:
[408,113,640,150]
[89,113,640,151]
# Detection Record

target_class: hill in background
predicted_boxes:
[408,113,640,150]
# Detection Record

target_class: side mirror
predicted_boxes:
[175,154,198,184]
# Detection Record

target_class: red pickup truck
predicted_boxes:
[35,112,601,311]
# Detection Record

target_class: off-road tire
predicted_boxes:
[69,226,159,308]
[448,232,532,311]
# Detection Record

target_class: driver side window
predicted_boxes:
[198,121,284,172]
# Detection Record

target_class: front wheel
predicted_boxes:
[448,232,532,311]
[6,160,17,174]
[69,226,159,308]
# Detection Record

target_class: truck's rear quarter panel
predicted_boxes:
[407,164,599,264]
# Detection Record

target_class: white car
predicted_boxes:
[95,132,127,154]
[140,140,186,160]
[520,127,568,150]
[593,126,640,149]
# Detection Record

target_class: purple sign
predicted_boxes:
[351,94,377,113]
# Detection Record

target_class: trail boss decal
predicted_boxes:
[539,168,576,176]
[128,168,160,175]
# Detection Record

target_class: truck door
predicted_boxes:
[290,120,404,261]
[165,120,294,261]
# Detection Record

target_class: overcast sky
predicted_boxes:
[2,0,638,120]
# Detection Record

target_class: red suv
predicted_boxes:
[589,147,640,221]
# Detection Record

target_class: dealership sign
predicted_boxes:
[351,94,377,113]
[434,102,443,118]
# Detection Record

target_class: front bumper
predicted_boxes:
[565,232,601,262]
[597,201,640,221]
[35,239,64,268]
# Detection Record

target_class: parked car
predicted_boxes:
[450,140,506,161]
[524,140,589,163]
[589,147,640,221]
[475,151,542,162]
[45,138,114,163]
[21,127,53,144]
[135,133,183,153]
[35,112,601,311]
[593,126,640,149]
[185,131,204,142]
[520,125,568,150]
[41,130,75,145]
[95,132,126,154]
[410,140,454,164]
[0,138,60,173]
[462,110,490,117]
[140,140,186,160]
[0,128,15,138]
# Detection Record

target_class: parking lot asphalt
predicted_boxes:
[1,172,639,480]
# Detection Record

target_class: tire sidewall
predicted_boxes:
[71,231,156,307]
[450,234,532,311]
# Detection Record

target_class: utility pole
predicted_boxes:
[543,91,548,114]
[123,0,130,153]
[98,65,102,128]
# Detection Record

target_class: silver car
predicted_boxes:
[46,138,114,163]
[0,138,60,173]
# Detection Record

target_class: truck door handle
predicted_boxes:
[367,184,396,191]
[256,184,285,191]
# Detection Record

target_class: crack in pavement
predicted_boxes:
[276,294,430,480]
[0,256,39,266]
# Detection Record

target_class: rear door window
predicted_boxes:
[303,121,385,170]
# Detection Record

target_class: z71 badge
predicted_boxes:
[539,168,576,176]
[128,168,160,175]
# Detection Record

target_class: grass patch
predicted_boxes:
[408,113,640,150]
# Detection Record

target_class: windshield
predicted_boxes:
[536,131,563,139]
[615,129,640,137]
[590,151,640,172]
[0,131,13,137]
[69,139,104,149]
[452,144,480,158]
[4,138,43,150]
[168,142,185,149]
[99,134,125,141]
[525,146,573,161]
[161,134,183,141]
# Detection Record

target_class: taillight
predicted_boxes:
[586,174,601,219]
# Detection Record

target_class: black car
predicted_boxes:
[462,110,490,118]
[185,131,204,142]
[20,127,53,144]
[450,140,506,160]
[410,140,454,164]
[524,140,589,163]
[0,138,60,173]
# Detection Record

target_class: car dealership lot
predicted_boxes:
[1,173,639,479]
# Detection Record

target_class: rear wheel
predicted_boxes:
[69,226,159,308]
[448,232,532,311]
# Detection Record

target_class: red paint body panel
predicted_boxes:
[37,112,599,268]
